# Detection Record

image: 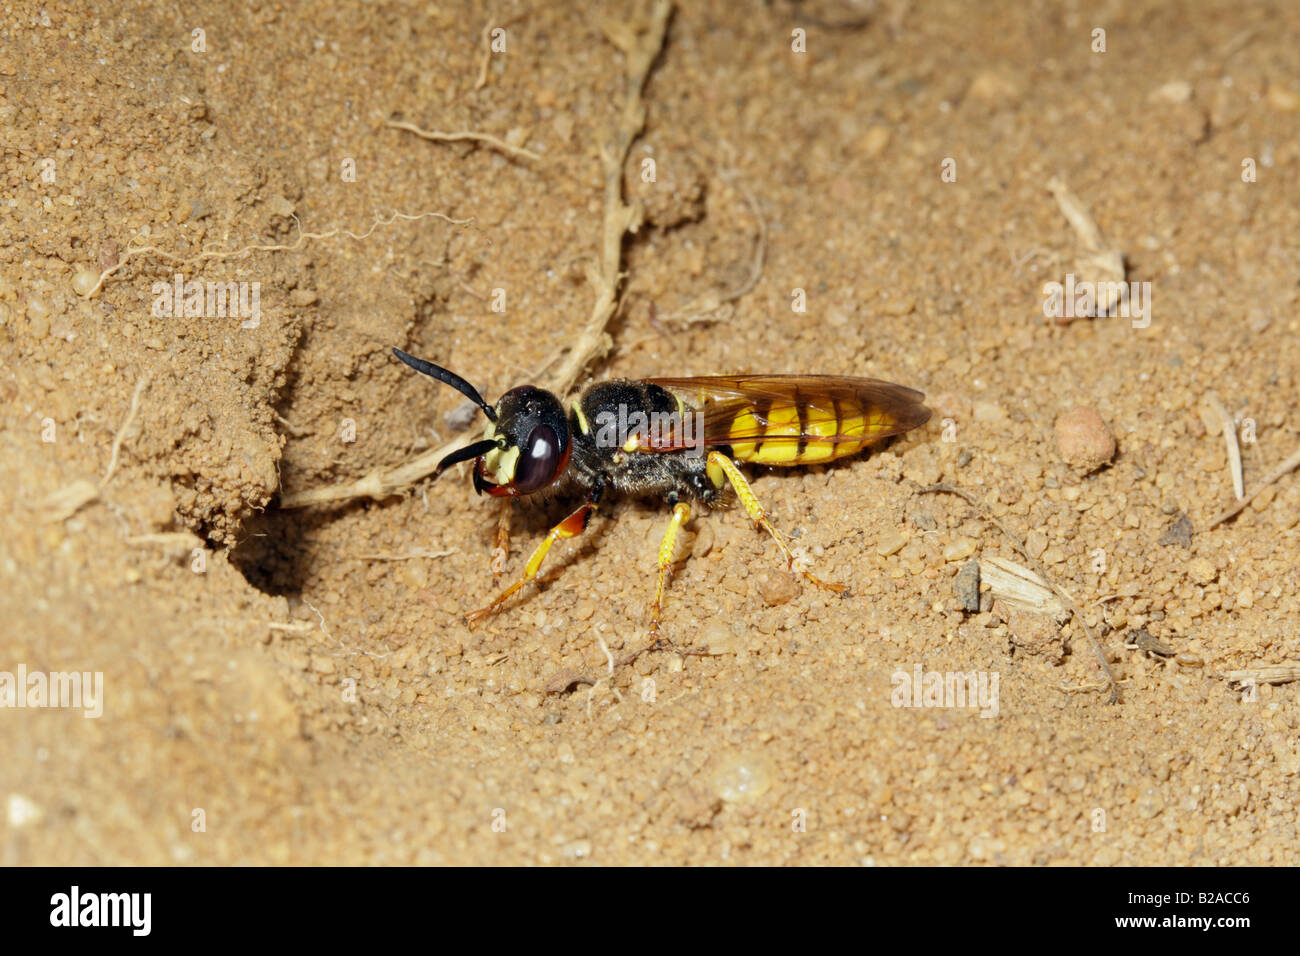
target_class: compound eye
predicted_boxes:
[513,424,564,493]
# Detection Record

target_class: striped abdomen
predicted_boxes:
[648,375,932,467]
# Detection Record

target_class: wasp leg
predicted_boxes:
[648,502,692,638]
[489,498,513,582]
[466,502,594,626]
[706,451,847,593]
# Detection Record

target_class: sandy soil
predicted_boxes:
[3,0,1299,865]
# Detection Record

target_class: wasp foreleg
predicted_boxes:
[489,498,513,582]
[466,501,594,626]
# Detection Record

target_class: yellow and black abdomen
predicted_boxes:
[651,374,932,469]
[721,392,871,465]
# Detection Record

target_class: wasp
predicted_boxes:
[393,347,931,637]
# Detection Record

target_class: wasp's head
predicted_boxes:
[393,348,571,497]
[473,385,571,496]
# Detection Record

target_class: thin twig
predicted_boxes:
[475,19,495,90]
[1205,393,1244,501]
[1203,444,1300,530]
[1221,663,1300,686]
[474,11,528,90]
[385,120,542,162]
[348,548,456,561]
[1046,176,1126,316]
[102,374,150,486]
[544,0,673,400]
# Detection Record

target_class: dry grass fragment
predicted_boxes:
[1204,392,1244,501]
[1046,176,1126,316]
[1221,663,1300,687]
[980,556,1069,619]
[1203,444,1300,530]
[384,121,542,163]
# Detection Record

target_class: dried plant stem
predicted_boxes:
[1203,444,1300,530]
[102,374,150,486]
[1221,663,1300,687]
[1205,393,1244,501]
[384,121,542,162]
[544,0,672,400]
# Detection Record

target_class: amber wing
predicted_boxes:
[642,375,931,466]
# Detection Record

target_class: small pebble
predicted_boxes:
[876,529,906,556]
[1157,513,1193,549]
[1025,530,1048,560]
[943,536,976,562]
[1055,406,1116,473]
[1188,557,1217,585]
[1150,80,1192,103]
[860,124,891,157]
[911,512,937,532]
[7,793,44,828]
[443,401,481,431]
[711,752,775,803]
[954,558,980,612]
[966,70,1021,104]
[692,522,715,557]
[71,268,99,297]
[702,621,739,654]
[1267,85,1300,112]
[25,296,51,337]
[758,570,799,606]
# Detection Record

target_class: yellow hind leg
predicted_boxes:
[706,451,846,594]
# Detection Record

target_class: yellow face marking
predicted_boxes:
[480,427,518,484]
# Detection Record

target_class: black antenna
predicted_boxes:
[392,347,496,422]
[435,439,501,475]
